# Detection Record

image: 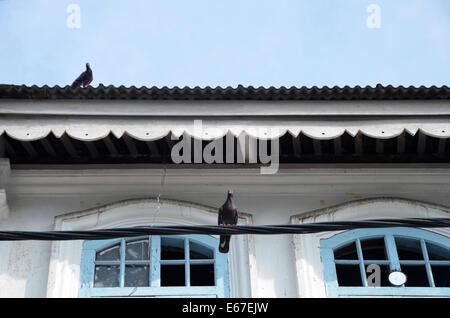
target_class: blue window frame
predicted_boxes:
[320,227,450,297]
[79,235,229,297]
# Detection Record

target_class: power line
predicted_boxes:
[0,217,449,241]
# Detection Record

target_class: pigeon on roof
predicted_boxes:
[217,190,238,253]
[71,63,93,88]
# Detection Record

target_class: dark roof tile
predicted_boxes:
[0,84,449,100]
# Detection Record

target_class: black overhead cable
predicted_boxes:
[0,217,449,241]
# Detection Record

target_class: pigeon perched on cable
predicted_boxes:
[218,190,238,253]
[71,63,93,88]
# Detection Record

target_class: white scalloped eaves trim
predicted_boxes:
[1,119,450,141]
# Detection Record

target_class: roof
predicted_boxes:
[1,84,450,100]
[1,84,450,165]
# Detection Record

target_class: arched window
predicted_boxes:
[79,234,229,297]
[291,198,450,297]
[47,198,253,297]
[321,228,450,297]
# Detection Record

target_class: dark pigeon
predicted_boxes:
[218,190,238,253]
[72,63,93,88]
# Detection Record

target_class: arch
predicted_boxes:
[322,227,450,251]
[80,234,228,297]
[46,198,254,298]
[320,227,450,297]
[292,197,450,223]
[290,197,450,297]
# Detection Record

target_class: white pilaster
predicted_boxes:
[0,158,10,220]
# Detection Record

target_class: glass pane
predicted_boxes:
[161,237,185,260]
[336,264,363,286]
[334,242,358,260]
[161,265,185,286]
[365,264,391,287]
[427,242,450,261]
[402,265,430,287]
[432,266,450,287]
[96,244,120,261]
[361,238,387,260]
[126,239,149,261]
[191,264,215,286]
[190,241,214,259]
[395,237,423,260]
[94,265,120,287]
[124,265,149,287]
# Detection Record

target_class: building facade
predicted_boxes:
[0,85,449,297]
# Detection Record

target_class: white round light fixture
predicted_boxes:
[389,271,407,286]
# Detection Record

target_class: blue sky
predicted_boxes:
[0,0,449,88]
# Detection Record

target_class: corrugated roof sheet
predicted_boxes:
[1,84,449,100]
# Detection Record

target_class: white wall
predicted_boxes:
[1,164,450,297]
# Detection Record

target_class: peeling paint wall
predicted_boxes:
[1,167,450,298]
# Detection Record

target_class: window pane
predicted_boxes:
[426,242,450,261]
[361,238,387,260]
[161,237,185,260]
[96,244,120,261]
[402,265,430,287]
[94,265,120,287]
[336,264,363,286]
[190,241,214,259]
[334,242,358,260]
[395,237,423,260]
[125,265,149,287]
[161,265,185,286]
[191,264,215,286]
[126,239,149,260]
[432,266,450,287]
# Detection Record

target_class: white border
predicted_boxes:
[46,198,255,298]
[2,99,450,141]
[2,117,450,141]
